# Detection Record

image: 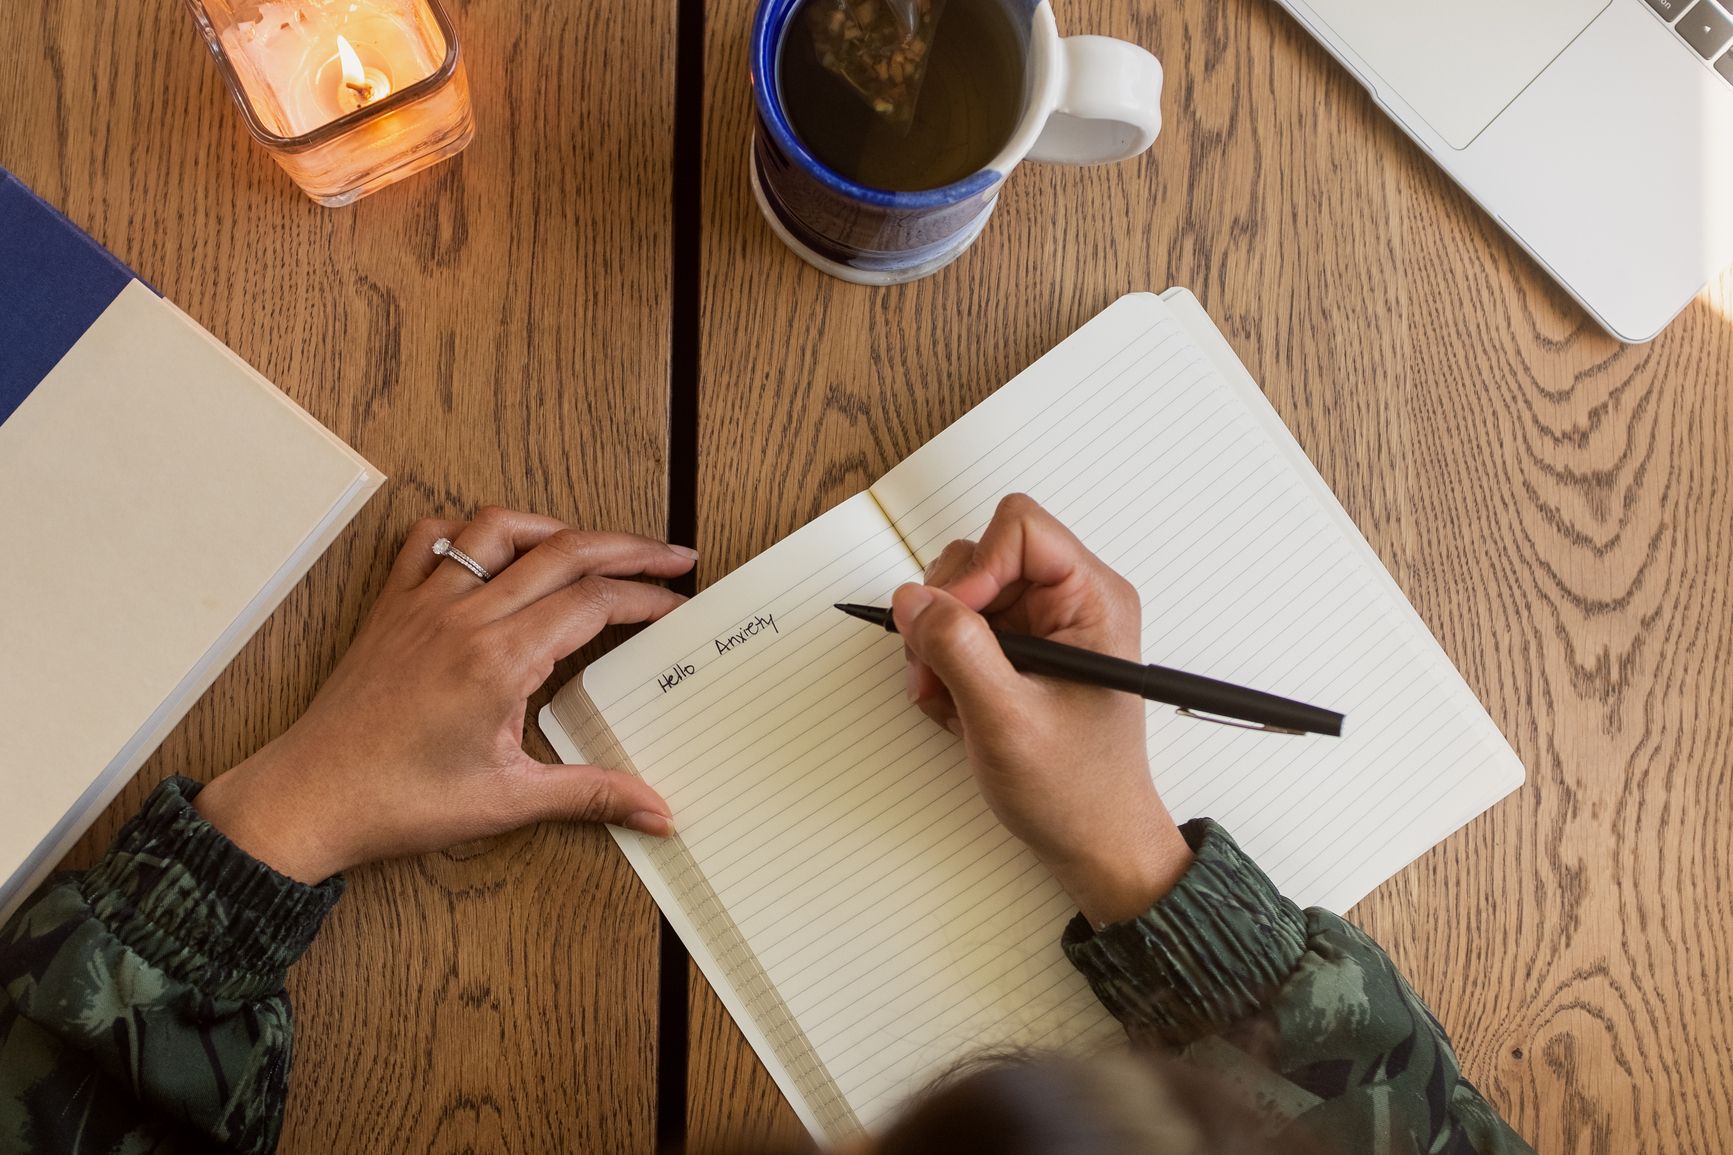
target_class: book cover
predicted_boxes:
[0,168,383,917]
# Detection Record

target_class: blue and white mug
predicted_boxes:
[748,0,1163,284]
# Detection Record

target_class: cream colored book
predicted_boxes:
[0,171,382,919]
[539,289,1524,1140]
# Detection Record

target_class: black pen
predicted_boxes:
[835,603,1344,737]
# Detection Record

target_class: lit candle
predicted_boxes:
[334,36,392,115]
[189,0,473,205]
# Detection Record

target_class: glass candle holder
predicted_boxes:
[184,0,474,206]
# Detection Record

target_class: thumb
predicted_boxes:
[514,761,676,837]
[892,583,1020,719]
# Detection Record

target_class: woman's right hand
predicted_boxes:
[891,495,1192,927]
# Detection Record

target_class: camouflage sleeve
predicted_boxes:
[0,776,343,1155]
[1062,819,1535,1154]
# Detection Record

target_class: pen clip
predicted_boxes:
[1176,707,1305,736]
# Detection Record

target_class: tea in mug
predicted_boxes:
[778,0,1026,192]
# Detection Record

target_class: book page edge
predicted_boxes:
[1313,771,1525,913]
[158,291,384,480]
[0,471,383,922]
[1158,287,1525,787]
[1156,286,1527,906]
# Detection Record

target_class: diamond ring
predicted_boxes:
[431,537,492,583]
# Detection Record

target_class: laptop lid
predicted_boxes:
[1301,0,1611,148]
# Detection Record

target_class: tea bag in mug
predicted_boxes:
[803,0,947,127]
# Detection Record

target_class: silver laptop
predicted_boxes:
[1273,0,1733,341]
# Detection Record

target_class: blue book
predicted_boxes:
[0,169,384,917]
[0,173,139,426]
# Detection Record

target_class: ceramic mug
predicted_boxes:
[748,0,1163,284]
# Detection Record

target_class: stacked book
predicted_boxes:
[0,169,382,919]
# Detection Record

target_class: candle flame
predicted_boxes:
[336,35,371,100]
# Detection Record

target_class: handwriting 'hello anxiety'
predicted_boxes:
[656,612,779,693]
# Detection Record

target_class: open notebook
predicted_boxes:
[540,289,1524,1140]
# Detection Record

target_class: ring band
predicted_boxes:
[432,537,492,583]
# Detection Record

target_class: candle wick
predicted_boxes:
[346,78,375,103]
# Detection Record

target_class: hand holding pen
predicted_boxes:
[874,495,1198,926]
[839,601,1342,737]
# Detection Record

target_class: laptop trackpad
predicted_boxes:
[1302,0,1610,148]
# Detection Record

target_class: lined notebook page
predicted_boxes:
[872,290,1524,914]
[554,490,1121,1138]
[546,288,1524,1141]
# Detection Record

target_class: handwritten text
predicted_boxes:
[715,612,778,655]
[656,662,697,693]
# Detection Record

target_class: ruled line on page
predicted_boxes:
[598,549,1118,1124]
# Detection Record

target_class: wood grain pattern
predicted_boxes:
[0,0,675,1150]
[689,0,1733,1149]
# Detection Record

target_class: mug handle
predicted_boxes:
[1026,36,1163,165]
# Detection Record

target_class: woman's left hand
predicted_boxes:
[194,507,696,884]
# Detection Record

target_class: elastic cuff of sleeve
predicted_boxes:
[1061,818,1307,1046]
[80,776,344,1001]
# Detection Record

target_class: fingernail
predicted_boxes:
[894,583,936,624]
[667,544,699,561]
[905,662,920,703]
[944,716,964,737]
[624,811,675,838]
[923,556,940,581]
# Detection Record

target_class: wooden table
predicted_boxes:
[2,1,675,1151]
[690,0,1733,1152]
[7,0,1732,1150]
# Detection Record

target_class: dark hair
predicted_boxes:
[870,1049,1296,1155]
[703,1047,1310,1155]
